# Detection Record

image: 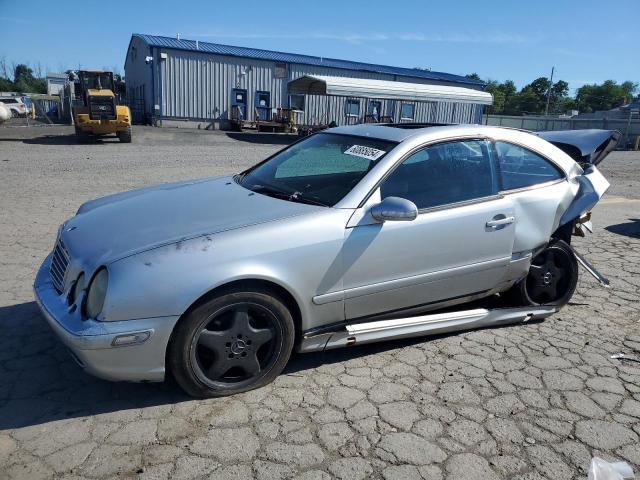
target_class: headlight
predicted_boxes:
[68,272,85,305]
[84,268,108,319]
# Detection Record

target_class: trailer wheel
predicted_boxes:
[118,127,132,143]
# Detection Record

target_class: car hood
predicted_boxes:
[61,175,322,264]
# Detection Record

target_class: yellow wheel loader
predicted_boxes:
[72,70,132,143]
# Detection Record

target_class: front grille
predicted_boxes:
[50,238,70,293]
[88,96,116,120]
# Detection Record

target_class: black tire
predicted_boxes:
[118,127,132,143]
[168,289,295,398]
[76,130,90,144]
[504,240,578,307]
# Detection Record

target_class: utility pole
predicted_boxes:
[544,66,555,116]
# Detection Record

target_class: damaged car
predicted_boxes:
[34,124,619,397]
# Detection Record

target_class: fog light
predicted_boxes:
[112,331,151,346]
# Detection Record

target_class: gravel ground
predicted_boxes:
[1,125,639,480]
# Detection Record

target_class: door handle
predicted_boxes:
[486,216,515,228]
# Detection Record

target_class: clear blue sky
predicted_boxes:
[1,0,637,94]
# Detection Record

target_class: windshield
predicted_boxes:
[239,133,396,207]
[82,73,114,91]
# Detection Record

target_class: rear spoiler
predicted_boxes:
[535,129,621,167]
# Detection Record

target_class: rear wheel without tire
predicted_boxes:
[168,289,295,398]
[505,240,578,307]
[118,127,132,143]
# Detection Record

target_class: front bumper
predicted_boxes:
[76,115,130,134]
[33,254,179,382]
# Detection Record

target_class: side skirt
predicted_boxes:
[299,306,557,353]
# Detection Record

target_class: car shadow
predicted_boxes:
[225,132,297,145]
[605,218,640,239]
[1,298,537,430]
[0,301,190,430]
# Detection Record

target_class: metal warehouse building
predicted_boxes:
[124,33,492,129]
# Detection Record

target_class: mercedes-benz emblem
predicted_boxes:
[230,339,247,355]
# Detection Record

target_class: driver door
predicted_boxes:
[342,139,516,319]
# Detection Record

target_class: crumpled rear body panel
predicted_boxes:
[559,166,610,226]
[509,180,577,254]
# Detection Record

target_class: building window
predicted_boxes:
[275,63,287,78]
[345,99,360,117]
[400,102,415,120]
[289,94,305,111]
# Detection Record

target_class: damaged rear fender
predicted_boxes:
[558,165,610,228]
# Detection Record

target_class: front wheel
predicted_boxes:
[168,289,295,398]
[118,127,132,143]
[76,129,90,144]
[505,240,578,307]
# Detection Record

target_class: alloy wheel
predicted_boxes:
[526,247,573,304]
[190,302,279,387]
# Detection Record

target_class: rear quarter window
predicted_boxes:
[495,141,564,190]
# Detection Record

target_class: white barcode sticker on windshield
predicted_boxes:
[344,145,386,161]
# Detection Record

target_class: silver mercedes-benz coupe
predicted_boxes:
[34,124,618,397]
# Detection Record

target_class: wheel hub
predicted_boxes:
[230,338,248,355]
[542,271,553,285]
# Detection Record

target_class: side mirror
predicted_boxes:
[370,196,418,222]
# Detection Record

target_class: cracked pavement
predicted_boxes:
[1,126,639,479]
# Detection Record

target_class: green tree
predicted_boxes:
[576,80,638,112]
[0,77,13,91]
[11,63,46,93]
[509,77,571,115]
[498,80,518,115]
[484,80,505,114]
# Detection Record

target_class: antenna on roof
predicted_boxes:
[196,40,199,50]
[176,33,181,40]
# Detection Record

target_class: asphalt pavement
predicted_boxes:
[1,125,639,480]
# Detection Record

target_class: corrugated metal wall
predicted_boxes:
[299,95,480,125]
[125,44,487,126]
[159,50,286,121]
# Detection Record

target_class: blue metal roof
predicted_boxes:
[132,34,484,87]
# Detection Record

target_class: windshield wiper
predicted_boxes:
[288,191,329,207]
[250,184,328,207]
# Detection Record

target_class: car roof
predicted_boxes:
[327,123,527,143]
[326,123,582,179]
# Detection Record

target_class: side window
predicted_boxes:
[345,99,360,117]
[289,94,305,111]
[380,140,498,210]
[400,102,415,120]
[495,141,564,190]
